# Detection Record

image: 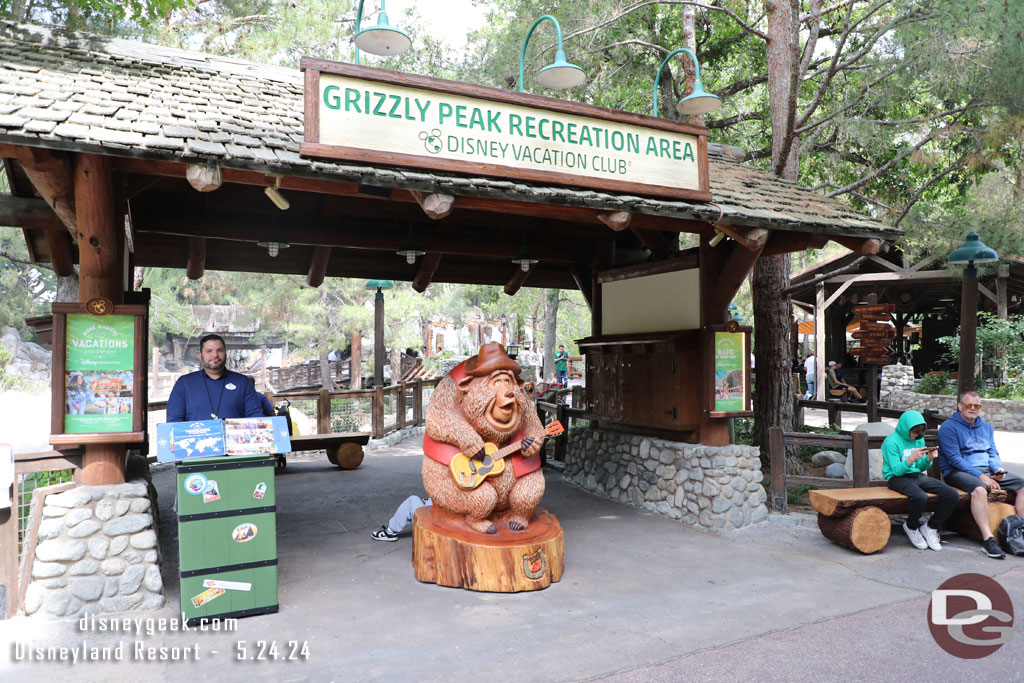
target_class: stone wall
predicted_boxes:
[879,365,1024,430]
[23,480,164,619]
[563,428,767,531]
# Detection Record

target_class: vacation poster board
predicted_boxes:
[713,331,745,412]
[224,417,291,456]
[156,420,225,462]
[65,314,134,433]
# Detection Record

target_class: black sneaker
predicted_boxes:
[983,537,1006,559]
[371,525,398,542]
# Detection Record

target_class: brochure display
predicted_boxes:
[177,456,278,624]
[156,416,291,462]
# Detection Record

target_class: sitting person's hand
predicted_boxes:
[980,473,1002,491]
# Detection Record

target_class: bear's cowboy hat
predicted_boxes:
[463,342,523,382]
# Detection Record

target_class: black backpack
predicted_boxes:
[997,515,1024,556]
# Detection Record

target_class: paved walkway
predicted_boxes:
[2,436,1022,681]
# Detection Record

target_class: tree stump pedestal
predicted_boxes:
[413,506,564,592]
[947,502,1016,542]
[326,442,364,469]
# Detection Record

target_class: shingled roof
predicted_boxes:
[0,20,898,242]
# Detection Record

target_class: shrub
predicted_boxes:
[915,371,955,396]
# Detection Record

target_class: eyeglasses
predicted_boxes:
[961,403,982,410]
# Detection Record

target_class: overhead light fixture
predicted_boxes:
[396,229,426,265]
[354,0,412,63]
[264,176,290,211]
[257,219,290,258]
[652,47,722,117]
[511,245,538,272]
[518,15,587,92]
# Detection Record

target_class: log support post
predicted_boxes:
[74,153,125,485]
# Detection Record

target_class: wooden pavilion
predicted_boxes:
[787,249,1024,384]
[0,21,901,484]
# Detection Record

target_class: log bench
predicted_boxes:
[808,487,1017,554]
[288,432,370,470]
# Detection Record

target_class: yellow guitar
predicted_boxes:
[450,421,564,490]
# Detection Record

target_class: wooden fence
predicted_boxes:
[1,448,81,619]
[792,395,951,431]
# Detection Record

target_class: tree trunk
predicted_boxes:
[56,272,78,302]
[319,345,337,392]
[543,289,558,382]
[350,329,362,390]
[752,254,794,465]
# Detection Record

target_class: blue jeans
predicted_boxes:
[557,370,568,387]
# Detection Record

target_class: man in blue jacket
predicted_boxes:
[165,334,263,423]
[938,390,1024,559]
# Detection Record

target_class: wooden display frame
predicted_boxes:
[704,323,752,418]
[299,59,711,202]
[49,302,148,448]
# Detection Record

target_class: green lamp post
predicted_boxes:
[948,232,998,396]
[518,15,587,92]
[366,279,395,386]
[652,48,721,117]
[354,0,412,65]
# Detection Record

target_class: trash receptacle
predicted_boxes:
[176,455,277,624]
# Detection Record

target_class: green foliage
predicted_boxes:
[914,371,956,396]
[936,313,1024,392]
[787,484,823,507]
[732,417,754,446]
[796,423,843,464]
[1,0,191,32]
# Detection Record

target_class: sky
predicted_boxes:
[376,0,490,50]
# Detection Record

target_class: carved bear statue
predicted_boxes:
[422,343,546,534]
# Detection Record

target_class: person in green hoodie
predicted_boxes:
[882,410,960,552]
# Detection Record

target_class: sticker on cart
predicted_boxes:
[252,482,267,500]
[202,479,220,503]
[203,578,252,592]
[191,586,225,608]
[183,473,207,495]
[231,522,258,542]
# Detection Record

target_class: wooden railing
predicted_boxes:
[792,395,951,430]
[768,424,943,514]
[1,448,81,618]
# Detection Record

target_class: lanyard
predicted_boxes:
[201,372,226,419]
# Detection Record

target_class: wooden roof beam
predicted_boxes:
[714,223,770,251]
[503,264,534,296]
[412,253,442,292]
[713,240,766,313]
[13,146,77,238]
[598,211,631,231]
[306,245,330,287]
[832,235,882,255]
[409,191,455,220]
[571,266,594,311]
[186,237,206,280]
[631,228,672,260]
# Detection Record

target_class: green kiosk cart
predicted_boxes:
[159,416,291,625]
[177,456,278,623]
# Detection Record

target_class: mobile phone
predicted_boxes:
[993,470,1006,479]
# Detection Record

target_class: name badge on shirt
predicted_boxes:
[225,383,236,390]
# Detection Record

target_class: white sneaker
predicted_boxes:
[903,522,928,550]
[920,523,942,551]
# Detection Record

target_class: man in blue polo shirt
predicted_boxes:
[938,390,1024,559]
[166,334,263,423]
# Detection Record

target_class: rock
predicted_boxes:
[24,583,45,615]
[31,561,66,579]
[88,537,109,560]
[69,559,100,576]
[94,499,115,521]
[141,593,165,609]
[843,448,885,482]
[129,530,157,550]
[120,565,146,595]
[68,520,102,538]
[115,500,131,516]
[750,505,768,524]
[69,576,105,601]
[37,518,64,540]
[101,558,128,576]
[129,498,152,513]
[712,497,731,513]
[100,594,144,612]
[101,514,150,536]
[825,463,847,478]
[853,421,895,439]
[104,577,118,597]
[811,450,846,467]
[110,536,129,555]
[143,565,163,593]
[36,539,86,562]
[43,590,72,616]
[45,488,93,508]
[65,508,94,527]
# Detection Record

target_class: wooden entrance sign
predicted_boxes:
[412,506,563,592]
